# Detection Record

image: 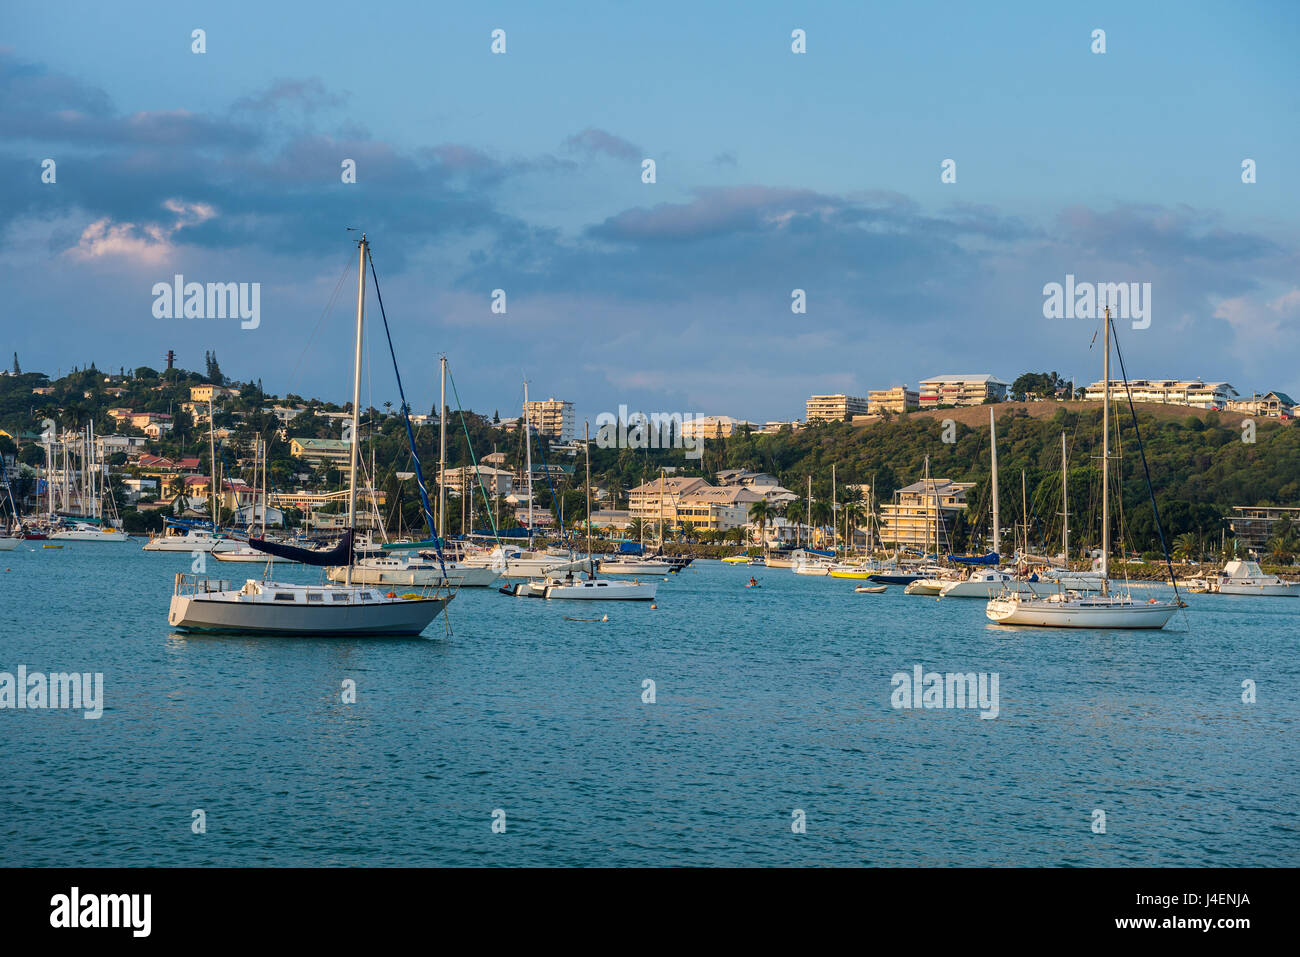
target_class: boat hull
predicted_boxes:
[327,564,501,588]
[1217,582,1300,596]
[596,561,672,576]
[986,596,1178,628]
[0,537,20,551]
[543,579,657,600]
[168,591,451,635]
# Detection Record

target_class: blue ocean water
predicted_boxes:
[1,541,1296,867]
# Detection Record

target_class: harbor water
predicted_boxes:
[1,542,1296,866]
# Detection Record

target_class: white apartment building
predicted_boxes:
[1082,379,1238,411]
[918,375,1009,407]
[523,397,575,442]
[806,394,870,423]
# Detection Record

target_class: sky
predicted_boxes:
[3,0,1298,427]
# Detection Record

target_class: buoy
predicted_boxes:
[650,603,657,609]
[386,591,397,598]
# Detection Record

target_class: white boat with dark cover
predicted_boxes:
[167,235,451,636]
[1213,560,1299,596]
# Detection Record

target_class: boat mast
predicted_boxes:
[806,474,811,549]
[345,234,367,586]
[207,396,217,528]
[260,436,268,538]
[1101,305,1111,591]
[1060,432,1069,564]
[438,355,447,542]
[523,378,532,547]
[585,421,594,576]
[990,408,1000,557]
[1020,469,1027,557]
[658,467,665,552]
[832,463,837,556]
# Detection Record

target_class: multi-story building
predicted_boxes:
[1228,505,1300,554]
[679,416,755,439]
[879,478,974,548]
[439,465,514,498]
[868,386,920,414]
[1082,379,1238,410]
[675,486,765,532]
[627,476,710,524]
[806,394,870,423]
[190,384,239,403]
[918,375,1008,407]
[1227,391,1295,418]
[523,397,575,442]
[288,437,351,467]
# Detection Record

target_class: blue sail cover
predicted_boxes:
[250,529,352,567]
[948,552,1000,565]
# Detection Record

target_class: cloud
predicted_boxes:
[562,127,641,161]
[64,199,217,265]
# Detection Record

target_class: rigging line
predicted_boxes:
[364,249,447,584]
[286,254,354,399]
[1110,321,1182,603]
[446,365,503,546]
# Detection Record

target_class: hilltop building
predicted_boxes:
[523,397,575,442]
[918,375,1009,407]
[806,394,870,423]
[1082,379,1237,411]
[868,386,920,415]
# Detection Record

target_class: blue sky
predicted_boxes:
[3,0,1298,424]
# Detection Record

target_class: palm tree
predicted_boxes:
[749,499,772,550]
[678,520,698,542]
[1172,532,1200,563]
[810,500,833,548]
[785,500,806,546]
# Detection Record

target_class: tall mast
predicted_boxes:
[1101,304,1111,589]
[260,436,267,538]
[1060,431,1069,564]
[1020,469,1027,556]
[832,463,837,555]
[523,378,532,546]
[585,421,593,575]
[438,355,447,541]
[806,474,811,548]
[345,234,367,585]
[990,408,1000,556]
[658,467,665,551]
[207,396,217,528]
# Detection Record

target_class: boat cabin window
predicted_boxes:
[308,593,322,602]
[273,592,295,601]
[331,593,349,602]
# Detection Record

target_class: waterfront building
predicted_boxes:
[439,464,514,498]
[522,397,575,442]
[1229,505,1300,554]
[868,386,920,414]
[628,476,710,524]
[918,375,1009,407]
[806,394,870,422]
[879,478,974,548]
[675,486,765,533]
[1082,379,1238,410]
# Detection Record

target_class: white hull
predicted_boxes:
[492,557,589,580]
[596,560,672,576]
[0,537,20,551]
[938,575,1058,598]
[542,578,657,600]
[144,534,238,553]
[986,594,1179,628]
[905,578,952,595]
[1217,582,1300,596]
[326,562,500,588]
[168,576,451,635]
[50,527,129,542]
[212,547,296,563]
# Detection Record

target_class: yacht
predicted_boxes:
[1213,560,1299,596]
[168,234,451,636]
[986,307,1182,629]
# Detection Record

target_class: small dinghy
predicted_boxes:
[564,615,609,622]
[855,584,887,593]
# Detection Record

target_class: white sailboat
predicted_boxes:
[523,422,658,601]
[987,307,1182,629]
[168,234,453,636]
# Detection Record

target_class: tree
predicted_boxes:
[785,500,806,545]
[1172,532,1200,562]
[749,499,772,547]
[204,351,224,384]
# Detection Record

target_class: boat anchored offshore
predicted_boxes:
[167,235,452,636]
[986,307,1182,630]
[1211,560,1299,596]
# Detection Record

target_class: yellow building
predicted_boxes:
[523,397,575,442]
[879,478,973,548]
[806,394,870,423]
[867,386,920,414]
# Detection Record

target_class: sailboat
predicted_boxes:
[47,424,129,541]
[168,234,453,635]
[529,422,657,601]
[986,307,1183,628]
